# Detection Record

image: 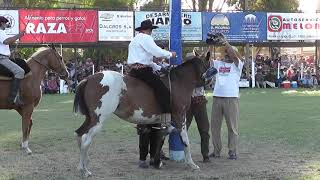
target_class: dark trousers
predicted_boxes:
[186,96,210,159]
[138,124,164,161]
[129,67,170,113]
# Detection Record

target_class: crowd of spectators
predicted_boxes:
[242,54,319,89]
[41,53,320,94]
[41,57,126,94]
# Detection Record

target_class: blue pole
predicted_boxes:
[169,0,184,162]
[169,0,182,65]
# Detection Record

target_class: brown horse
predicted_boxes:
[73,52,213,177]
[0,46,68,154]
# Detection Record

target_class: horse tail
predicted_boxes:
[73,79,89,116]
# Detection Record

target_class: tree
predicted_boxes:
[226,0,299,11]
[140,0,168,11]
[189,0,226,12]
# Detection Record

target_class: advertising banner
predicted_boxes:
[0,10,19,36]
[135,11,202,41]
[203,12,267,42]
[19,9,98,43]
[267,13,320,41]
[98,11,133,41]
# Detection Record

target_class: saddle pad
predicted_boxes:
[0,58,31,78]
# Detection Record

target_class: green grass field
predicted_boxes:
[0,89,320,180]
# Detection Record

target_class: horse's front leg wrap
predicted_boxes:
[180,123,200,170]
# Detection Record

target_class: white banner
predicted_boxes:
[267,13,320,41]
[98,11,134,41]
[0,10,19,36]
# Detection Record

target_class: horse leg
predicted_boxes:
[18,107,33,154]
[76,114,107,177]
[180,122,200,170]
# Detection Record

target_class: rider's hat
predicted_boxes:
[135,19,158,31]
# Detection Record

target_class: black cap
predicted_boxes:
[135,19,158,31]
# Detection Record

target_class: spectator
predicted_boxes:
[210,34,243,160]
[47,75,59,94]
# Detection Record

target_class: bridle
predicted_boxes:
[32,48,66,76]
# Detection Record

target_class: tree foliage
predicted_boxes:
[226,0,299,11]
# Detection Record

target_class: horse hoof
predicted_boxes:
[80,169,92,177]
[189,164,200,171]
[153,161,163,169]
[22,147,32,155]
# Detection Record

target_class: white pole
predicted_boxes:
[251,45,255,88]
[121,65,124,74]
[92,65,95,75]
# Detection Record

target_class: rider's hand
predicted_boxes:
[171,51,177,58]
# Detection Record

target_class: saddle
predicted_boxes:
[0,58,31,80]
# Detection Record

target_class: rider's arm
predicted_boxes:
[140,35,173,59]
[3,31,25,45]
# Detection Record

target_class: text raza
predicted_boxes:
[26,23,67,34]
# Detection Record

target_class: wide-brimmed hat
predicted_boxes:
[0,16,9,23]
[135,19,158,31]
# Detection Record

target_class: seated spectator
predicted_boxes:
[263,71,277,88]
[47,76,59,94]
[255,70,265,88]
[301,69,313,88]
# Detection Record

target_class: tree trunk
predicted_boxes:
[208,0,214,11]
[192,0,197,11]
[199,0,208,11]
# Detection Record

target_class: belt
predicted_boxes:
[130,63,147,69]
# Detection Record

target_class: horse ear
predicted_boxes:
[205,51,211,61]
[50,43,56,50]
[193,49,200,57]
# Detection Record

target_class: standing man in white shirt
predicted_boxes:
[127,19,176,122]
[210,33,244,160]
[0,16,26,105]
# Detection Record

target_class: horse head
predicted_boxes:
[47,44,69,80]
[31,45,69,80]
[187,51,217,87]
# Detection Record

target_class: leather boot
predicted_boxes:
[8,78,24,106]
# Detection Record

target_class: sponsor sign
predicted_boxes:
[135,11,202,41]
[19,9,98,43]
[98,11,133,41]
[203,12,267,42]
[0,10,19,36]
[267,13,320,40]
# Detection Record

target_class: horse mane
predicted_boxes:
[30,48,50,58]
[170,57,202,81]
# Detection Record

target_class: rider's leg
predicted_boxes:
[129,67,171,122]
[0,57,25,105]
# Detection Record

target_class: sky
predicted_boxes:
[137,0,319,13]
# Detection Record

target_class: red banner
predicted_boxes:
[19,10,98,43]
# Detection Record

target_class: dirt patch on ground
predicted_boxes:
[1,138,319,180]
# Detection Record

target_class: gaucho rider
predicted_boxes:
[0,16,26,105]
[127,19,177,124]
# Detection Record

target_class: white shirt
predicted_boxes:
[0,30,11,56]
[213,60,244,98]
[127,33,172,71]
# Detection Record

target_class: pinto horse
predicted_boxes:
[73,52,212,177]
[0,46,68,154]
